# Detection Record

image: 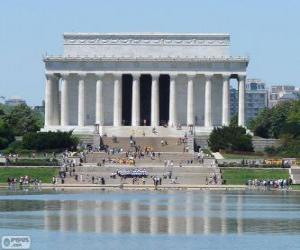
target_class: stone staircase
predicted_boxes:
[77,134,94,145]
[290,167,300,184]
[101,137,187,152]
[85,151,216,167]
[194,135,209,149]
[65,165,221,185]
[187,134,195,152]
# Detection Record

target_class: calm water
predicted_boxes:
[0,189,300,249]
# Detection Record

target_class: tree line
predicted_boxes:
[0,104,78,152]
[208,99,300,156]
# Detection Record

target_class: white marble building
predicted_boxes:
[42,33,248,136]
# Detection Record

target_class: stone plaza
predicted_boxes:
[42,33,248,137]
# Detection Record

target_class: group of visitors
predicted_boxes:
[205,173,219,185]
[113,168,149,178]
[153,176,162,187]
[91,176,106,185]
[7,176,41,186]
[246,178,293,188]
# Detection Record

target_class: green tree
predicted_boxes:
[5,104,41,136]
[281,100,300,139]
[208,126,253,152]
[229,114,238,127]
[0,119,14,149]
[252,100,300,157]
[249,101,292,139]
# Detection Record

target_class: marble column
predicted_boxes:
[95,74,104,125]
[61,74,70,126]
[204,74,212,127]
[168,74,177,127]
[45,73,59,126]
[45,74,54,127]
[238,75,246,126]
[187,75,195,126]
[113,74,122,126]
[151,74,159,127]
[78,74,86,127]
[131,73,140,126]
[222,74,230,126]
[52,76,60,126]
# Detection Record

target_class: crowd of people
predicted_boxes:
[113,168,149,178]
[7,176,42,187]
[246,178,293,188]
[205,173,219,185]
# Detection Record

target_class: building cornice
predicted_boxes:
[63,32,230,46]
[43,55,249,63]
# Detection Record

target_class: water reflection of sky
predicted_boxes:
[0,190,300,237]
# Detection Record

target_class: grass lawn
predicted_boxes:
[222,153,267,160]
[0,167,59,183]
[291,184,300,190]
[222,168,289,185]
[202,148,213,156]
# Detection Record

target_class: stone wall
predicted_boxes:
[252,137,281,152]
[194,135,281,152]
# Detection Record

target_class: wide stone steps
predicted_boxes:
[292,174,300,184]
[75,165,220,174]
[65,165,221,185]
[291,169,300,174]
[87,152,197,162]
[101,137,187,152]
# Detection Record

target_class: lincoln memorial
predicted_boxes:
[42,33,248,136]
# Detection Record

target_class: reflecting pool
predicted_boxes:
[0,189,300,249]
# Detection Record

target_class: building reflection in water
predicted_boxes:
[41,192,247,235]
[3,191,300,235]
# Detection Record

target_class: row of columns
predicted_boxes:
[45,73,246,128]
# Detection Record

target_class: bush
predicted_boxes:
[22,131,79,151]
[208,125,253,152]
[264,140,300,158]
[4,158,60,166]
[4,141,23,153]
[264,146,278,155]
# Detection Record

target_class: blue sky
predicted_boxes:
[0,0,300,105]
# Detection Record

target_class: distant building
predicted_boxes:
[33,100,45,114]
[245,79,268,122]
[269,85,299,108]
[5,96,26,106]
[230,87,238,118]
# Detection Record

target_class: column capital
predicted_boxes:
[238,74,246,81]
[45,73,59,81]
[77,73,86,80]
[131,73,140,80]
[95,73,104,80]
[187,74,196,81]
[61,73,70,80]
[169,73,177,80]
[205,73,213,80]
[222,74,231,81]
[151,74,160,81]
[113,73,122,81]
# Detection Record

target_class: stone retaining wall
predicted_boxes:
[252,138,280,152]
